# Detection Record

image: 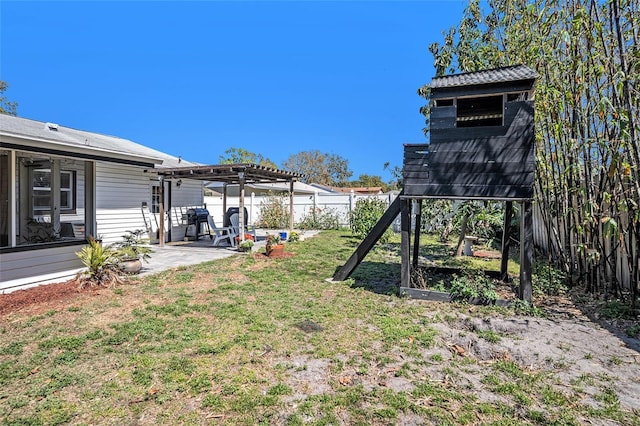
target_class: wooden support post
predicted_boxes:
[289,180,295,232]
[167,182,172,242]
[84,161,96,240]
[222,184,227,219]
[238,172,246,241]
[455,212,470,257]
[412,199,422,268]
[401,199,411,289]
[500,201,513,281]
[519,201,533,302]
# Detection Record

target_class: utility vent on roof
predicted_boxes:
[46,122,59,131]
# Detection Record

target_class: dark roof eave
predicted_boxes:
[154,163,303,184]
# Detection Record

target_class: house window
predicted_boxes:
[456,95,503,127]
[151,185,161,214]
[32,169,76,214]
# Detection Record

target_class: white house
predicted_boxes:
[0,114,203,292]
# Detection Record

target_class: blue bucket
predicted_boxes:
[279,231,288,241]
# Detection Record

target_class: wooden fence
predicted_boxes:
[533,203,634,291]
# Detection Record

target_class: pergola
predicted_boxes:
[155,163,302,247]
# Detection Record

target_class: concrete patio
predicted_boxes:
[138,230,317,277]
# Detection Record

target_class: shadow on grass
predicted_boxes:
[348,261,401,296]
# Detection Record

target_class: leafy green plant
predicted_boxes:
[512,299,545,317]
[600,301,635,319]
[626,325,640,338]
[297,207,342,230]
[238,239,254,252]
[266,233,281,246]
[449,274,479,301]
[256,193,290,229]
[451,201,505,247]
[419,199,454,240]
[112,229,153,262]
[476,329,502,343]
[533,261,568,296]
[287,231,300,242]
[75,237,123,287]
[449,273,498,304]
[349,198,392,243]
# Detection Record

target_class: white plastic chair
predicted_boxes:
[229,213,257,240]
[207,215,236,247]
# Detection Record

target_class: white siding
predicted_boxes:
[0,245,83,292]
[95,162,151,244]
[95,163,203,244]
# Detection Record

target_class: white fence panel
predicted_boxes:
[204,192,397,228]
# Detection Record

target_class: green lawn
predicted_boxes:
[0,230,637,425]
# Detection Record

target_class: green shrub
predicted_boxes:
[297,207,342,230]
[532,261,568,296]
[449,273,498,304]
[452,201,505,247]
[349,198,392,243]
[256,193,290,228]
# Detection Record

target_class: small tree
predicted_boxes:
[218,147,277,169]
[282,150,352,185]
[0,80,18,116]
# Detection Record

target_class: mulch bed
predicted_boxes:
[0,280,101,317]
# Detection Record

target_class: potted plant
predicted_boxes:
[235,233,256,244]
[112,229,153,273]
[265,233,285,257]
[238,239,254,252]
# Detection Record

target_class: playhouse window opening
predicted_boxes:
[507,91,529,102]
[434,98,454,107]
[456,95,503,127]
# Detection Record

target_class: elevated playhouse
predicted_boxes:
[334,65,538,302]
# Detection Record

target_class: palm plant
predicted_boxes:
[75,237,123,287]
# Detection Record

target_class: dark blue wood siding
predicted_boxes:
[404,100,535,199]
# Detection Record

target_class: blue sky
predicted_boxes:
[1,1,466,182]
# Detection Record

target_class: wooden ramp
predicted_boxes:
[332,193,403,282]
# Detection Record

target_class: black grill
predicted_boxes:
[224,207,249,228]
[185,208,210,239]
